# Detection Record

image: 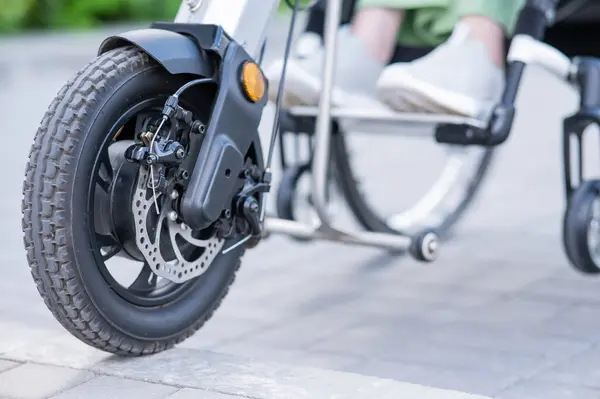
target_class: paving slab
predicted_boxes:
[0,344,491,399]
[0,363,93,399]
[49,375,178,399]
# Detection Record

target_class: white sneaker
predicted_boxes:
[376,23,505,119]
[293,32,323,59]
[264,26,386,108]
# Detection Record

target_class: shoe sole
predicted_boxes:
[377,69,491,119]
[267,61,419,114]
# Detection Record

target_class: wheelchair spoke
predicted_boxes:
[97,233,121,261]
[128,263,158,292]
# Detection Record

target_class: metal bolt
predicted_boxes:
[223,209,232,218]
[175,148,185,159]
[421,233,439,261]
[170,190,179,200]
[168,211,178,221]
[179,170,189,180]
[428,240,439,255]
[180,223,187,230]
[146,154,157,165]
[250,202,259,213]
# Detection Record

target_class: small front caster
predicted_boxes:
[563,180,600,274]
[409,230,440,262]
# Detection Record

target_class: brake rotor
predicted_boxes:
[131,166,225,284]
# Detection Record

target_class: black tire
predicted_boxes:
[22,46,245,356]
[562,180,600,274]
[331,131,496,240]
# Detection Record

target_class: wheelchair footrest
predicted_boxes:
[435,123,491,146]
[286,105,486,136]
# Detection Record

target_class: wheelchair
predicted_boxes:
[20,0,600,355]
[270,0,600,272]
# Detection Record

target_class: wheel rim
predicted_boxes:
[587,196,600,265]
[333,129,494,237]
[87,97,206,307]
[385,147,488,231]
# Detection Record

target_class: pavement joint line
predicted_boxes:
[48,372,100,399]
[0,354,252,398]
[0,349,492,398]
[492,339,600,397]
[0,354,181,388]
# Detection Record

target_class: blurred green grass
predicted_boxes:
[0,0,310,33]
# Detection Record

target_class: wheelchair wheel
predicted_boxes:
[275,159,342,237]
[331,128,495,239]
[562,180,600,274]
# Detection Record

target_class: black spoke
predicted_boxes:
[98,147,114,180]
[94,148,114,194]
[129,263,158,292]
[96,233,121,261]
[95,176,111,194]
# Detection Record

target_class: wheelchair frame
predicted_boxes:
[176,0,597,261]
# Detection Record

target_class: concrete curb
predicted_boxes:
[0,331,492,399]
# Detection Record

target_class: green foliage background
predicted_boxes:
[0,0,303,33]
[0,0,182,33]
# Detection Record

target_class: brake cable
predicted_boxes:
[260,0,318,223]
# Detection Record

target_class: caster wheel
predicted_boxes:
[276,163,313,242]
[563,180,600,274]
[409,230,440,263]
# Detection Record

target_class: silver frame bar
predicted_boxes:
[172,0,428,254]
[262,0,418,253]
[289,106,486,128]
[171,0,576,257]
[289,105,486,136]
[263,13,576,255]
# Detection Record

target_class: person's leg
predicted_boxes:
[377,0,524,118]
[350,6,404,62]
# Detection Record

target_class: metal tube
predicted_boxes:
[310,0,344,227]
[265,217,412,250]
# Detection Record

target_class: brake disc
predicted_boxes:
[132,166,225,284]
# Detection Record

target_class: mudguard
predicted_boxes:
[100,23,266,231]
[179,40,267,231]
[98,28,214,77]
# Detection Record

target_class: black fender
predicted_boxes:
[99,23,265,231]
[180,40,267,230]
[98,28,214,77]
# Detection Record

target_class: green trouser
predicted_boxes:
[356,0,525,47]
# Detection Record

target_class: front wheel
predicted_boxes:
[22,47,244,356]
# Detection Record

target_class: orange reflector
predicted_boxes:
[241,61,265,102]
